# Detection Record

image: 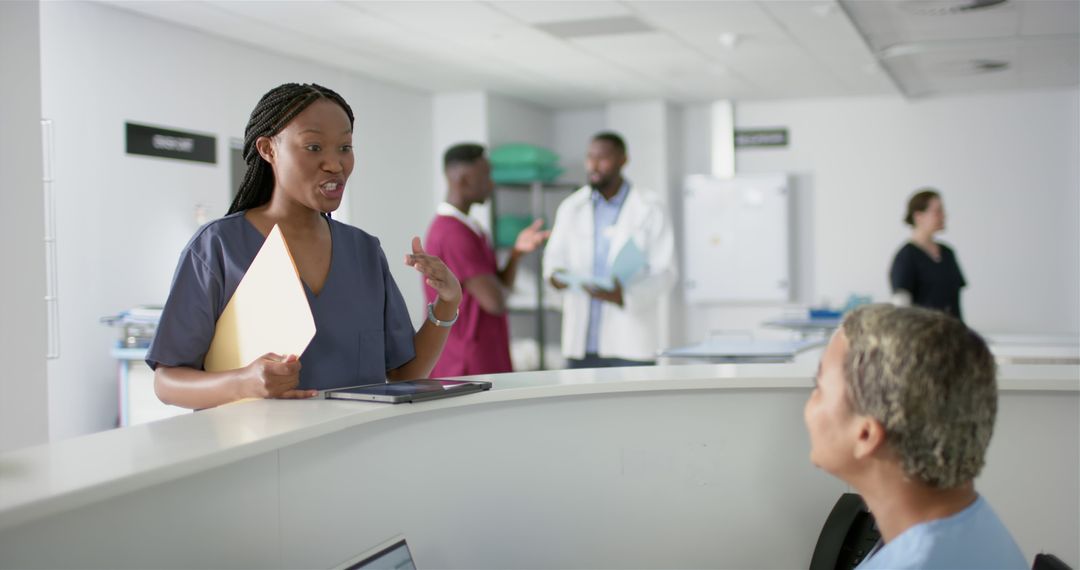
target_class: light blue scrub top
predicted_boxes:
[147,212,415,391]
[857,495,1028,570]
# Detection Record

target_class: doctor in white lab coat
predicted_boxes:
[543,132,676,367]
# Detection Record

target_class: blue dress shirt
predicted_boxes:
[586,182,630,354]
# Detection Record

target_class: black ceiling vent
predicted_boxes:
[901,0,1010,16]
[933,58,1012,75]
[972,59,1011,72]
[955,0,1010,12]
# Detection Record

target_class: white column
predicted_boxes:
[0,0,50,451]
[710,100,735,178]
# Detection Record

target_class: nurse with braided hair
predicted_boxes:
[147,83,461,409]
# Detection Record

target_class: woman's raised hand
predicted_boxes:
[405,236,462,305]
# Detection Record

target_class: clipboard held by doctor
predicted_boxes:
[553,239,648,292]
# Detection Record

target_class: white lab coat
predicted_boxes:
[542,185,677,361]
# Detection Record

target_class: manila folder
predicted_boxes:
[203,224,316,372]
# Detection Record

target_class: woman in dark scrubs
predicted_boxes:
[889,188,967,321]
[147,83,461,409]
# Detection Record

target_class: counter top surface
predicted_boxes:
[1,362,1076,532]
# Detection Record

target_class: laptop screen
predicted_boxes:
[334,536,416,570]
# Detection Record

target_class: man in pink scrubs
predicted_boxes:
[423,143,549,377]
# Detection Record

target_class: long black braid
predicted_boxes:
[227,83,355,215]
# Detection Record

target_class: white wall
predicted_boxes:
[682,104,714,177]
[39,1,433,441]
[606,101,674,206]
[431,91,487,208]
[680,90,1080,342]
[552,108,605,185]
[0,0,50,452]
[486,93,554,148]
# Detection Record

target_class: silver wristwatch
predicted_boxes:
[427,302,459,328]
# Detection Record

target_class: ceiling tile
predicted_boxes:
[1019,35,1080,86]
[346,0,518,33]
[629,0,783,37]
[841,0,1021,50]
[101,0,1069,107]
[884,37,1020,96]
[569,31,714,87]
[1018,0,1080,36]
[209,1,404,56]
[488,1,631,24]
[571,30,705,58]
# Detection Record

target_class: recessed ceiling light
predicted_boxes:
[812,3,839,17]
[717,33,740,49]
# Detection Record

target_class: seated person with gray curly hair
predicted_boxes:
[804,304,1027,569]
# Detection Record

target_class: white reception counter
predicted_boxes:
[0,363,1076,569]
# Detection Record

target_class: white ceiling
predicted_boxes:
[842,0,1079,97]
[102,0,1079,109]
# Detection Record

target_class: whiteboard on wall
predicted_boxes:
[682,174,790,303]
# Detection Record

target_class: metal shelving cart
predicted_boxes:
[490,180,578,370]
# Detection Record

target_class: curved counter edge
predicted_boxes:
[0,363,1076,533]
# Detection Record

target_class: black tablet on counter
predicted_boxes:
[324,379,492,404]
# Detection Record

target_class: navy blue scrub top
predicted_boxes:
[146,212,416,391]
[889,242,967,321]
